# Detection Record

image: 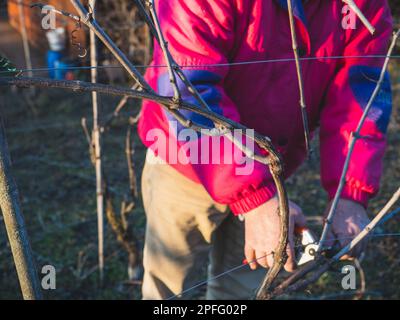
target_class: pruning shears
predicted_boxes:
[295,227,319,266]
[240,222,321,267]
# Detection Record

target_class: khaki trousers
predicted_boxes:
[141,150,266,300]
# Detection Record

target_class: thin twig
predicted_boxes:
[31,3,81,22]
[342,0,375,35]
[103,83,140,128]
[125,120,138,199]
[354,258,366,300]
[105,193,140,281]
[81,118,93,148]
[286,0,311,155]
[147,0,181,104]
[136,0,212,113]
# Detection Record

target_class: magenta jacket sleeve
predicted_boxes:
[320,0,393,207]
[153,0,277,215]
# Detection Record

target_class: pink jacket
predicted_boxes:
[138,0,393,215]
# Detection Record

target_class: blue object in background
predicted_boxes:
[46,50,64,79]
[54,59,76,80]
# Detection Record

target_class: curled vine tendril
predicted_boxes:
[71,17,87,58]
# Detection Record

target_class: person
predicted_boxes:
[137,0,393,299]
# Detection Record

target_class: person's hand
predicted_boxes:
[323,198,370,260]
[244,196,306,272]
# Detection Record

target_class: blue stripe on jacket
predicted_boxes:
[276,0,307,26]
[157,70,224,133]
[349,65,392,133]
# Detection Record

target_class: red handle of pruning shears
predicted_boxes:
[295,226,308,235]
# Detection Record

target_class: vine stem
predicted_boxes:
[286,0,311,155]
[147,0,181,103]
[0,115,42,299]
[88,0,104,285]
[342,0,375,35]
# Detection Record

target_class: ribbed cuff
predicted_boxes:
[328,185,371,209]
[229,182,277,215]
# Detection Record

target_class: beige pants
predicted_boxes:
[141,150,266,300]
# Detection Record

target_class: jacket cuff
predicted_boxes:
[328,184,371,209]
[229,182,277,215]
